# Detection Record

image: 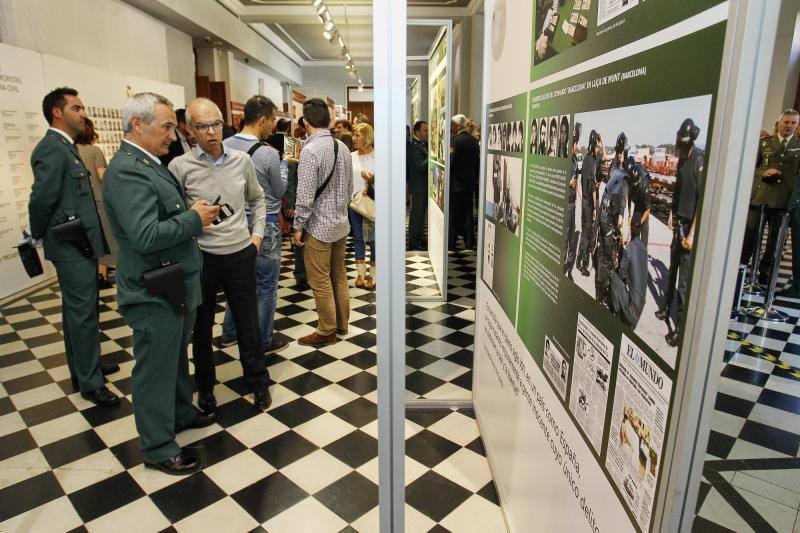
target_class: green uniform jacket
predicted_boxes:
[752,134,800,210]
[102,142,203,312]
[29,130,108,261]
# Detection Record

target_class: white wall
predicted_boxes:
[228,55,284,108]
[469,13,485,123]
[165,26,196,104]
[0,0,190,88]
[300,65,375,106]
[762,1,800,130]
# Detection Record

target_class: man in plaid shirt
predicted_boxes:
[293,98,353,347]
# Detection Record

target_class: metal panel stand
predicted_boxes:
[743,204,766,295]
[745,212,790,322]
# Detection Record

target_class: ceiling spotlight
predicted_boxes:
[348,68,357,79]
[338,36,345,47]
[328,30,339,44]
[340,46,349,57]
[358,85,364,92]
[317,14,325,23]
[312,0,323,6]
[324,11,332,22]
[323,29,332,40]
[317,4,327,15]
[345,52,351,61]
[324,21,334,31]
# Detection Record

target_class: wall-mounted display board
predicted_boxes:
[409,77,421,127]
[0,43,185,299]
[475,1,729,531]
[427,28,450,299]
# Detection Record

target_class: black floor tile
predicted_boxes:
[445,349,474,368]
[692,515,738,532]
[477,481,500,505]
[405,371,446,396]
[19,397,77,427]
[720,364,770,387]
[342,350,377,370]
[41,430,106,469]
[0,471,64,522]
[79,397,134,427]
[13,317,49,330]
[0,397,15,417]
[150,473,226,523]
[465,437,486,457]
[268,398,326,428]
[39,352,67,369]
[350,317,376,331]
[323,430,378,468]
[215,398,260,428]
[406,332,435,348]
[314,471,378,523]
[346,332,376,349]
[0,348,33,368]
[758,388,800,415]
[451,370,473,390]
[738,420,800,456]
[406,349,440,370]
[706,430,738,459]
[232,472,307,523]
[405,430,461,468]
[405,410,451,428]
[184,430,248,468]
[440,331,474,348]
[291,351,337,371]
[0,429,37,462]
[110,437,143,470]
[3,371,54,395]
[252,430,318,469]
[68,472,144,522]
[331,397,377,428]
[2,303,35,315]
[337,371,377,395]
[281,372,333,396]
[406,471,472,522]
[714,392,755,419]
[23,332,64,349]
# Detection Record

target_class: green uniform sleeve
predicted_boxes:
[28,141,66,239]
[106,163,202,255]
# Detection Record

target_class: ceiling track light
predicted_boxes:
[309,0,358,81]
[317,4,327,15]
[311,0,323,7]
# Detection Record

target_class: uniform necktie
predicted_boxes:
[782,137,788,149]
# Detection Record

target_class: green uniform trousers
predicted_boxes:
[790,212,800,291]
[54,259,104,393]
[124,303,197,464]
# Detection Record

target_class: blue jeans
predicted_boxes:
[222,221,281,348]
[349,207,375,262]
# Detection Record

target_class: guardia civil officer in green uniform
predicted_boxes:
[29,87,119,407]
[103,93,220,475]
[742,109,800,287]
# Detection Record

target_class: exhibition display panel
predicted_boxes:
[473,0,769,531]
[0,43,185,299]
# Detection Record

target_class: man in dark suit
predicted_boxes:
[28,87,119,407]
[407,120,429,250]
[159,108,192,166]
[104,92,220,475]
[449,114,480,249]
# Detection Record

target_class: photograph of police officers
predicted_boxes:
[567,95,713,366]
[484,153,522,236]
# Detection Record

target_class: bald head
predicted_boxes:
[187,98,225,158]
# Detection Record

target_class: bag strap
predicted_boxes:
[314,138,339,200]
[247,141,266,157]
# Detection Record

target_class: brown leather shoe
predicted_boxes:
[298,332,338,348]
[363,276,375,290]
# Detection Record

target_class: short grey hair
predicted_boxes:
[780,109,799,120]
[451,114,467,129]
[122,92,173,134]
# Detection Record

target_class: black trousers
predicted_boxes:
[741,206,785,279]
[564,200,576,273]
[449,190,474,248]
[194,244,268,396]
[409,191,427,249]
[577,199,594,269]
[663,223,692,330]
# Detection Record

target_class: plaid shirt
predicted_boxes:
[294,130,353,242]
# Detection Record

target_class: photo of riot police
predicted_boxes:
[485,153,522,236]
[567,95,713,367]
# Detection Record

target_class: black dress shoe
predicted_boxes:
[655,307,669,321]
[187,411,217,429]
[198,393,217,415]
[777,286,800,299]
[145,453,200,476]
[101,362,120,375]
[81,386,120,406]
[254,388,272,411]
[665,331,679,347]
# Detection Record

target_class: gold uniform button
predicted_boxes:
[74,159,80,164]
[176,203,180,208]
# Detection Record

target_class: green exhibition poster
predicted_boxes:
[531,0,726,81]
[486,20,727,532]
[428,33,448,211]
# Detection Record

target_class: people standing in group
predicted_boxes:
[577,130,604,276]
[160,108,192,166]
[466,117,476,136]
[219,95,289,355]
[28,87,119,407]
[169,97,272,414]
[353,113,370,126]
[75,117,117,288]
[293,98,353,347]
[294,116,308,140]
[449,114,480,250]
[334,119,353,135]
[350,122,376,289]
[407,120,429,251]
[335,130,354,152]
[103,92,220,475]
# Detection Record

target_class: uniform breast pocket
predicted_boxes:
[69,167,90,195]
[161,194,184,217]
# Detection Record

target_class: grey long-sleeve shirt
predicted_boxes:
[223,133,287,214]
[169,144,266,255]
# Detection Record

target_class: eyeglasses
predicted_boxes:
[193,121,224,133]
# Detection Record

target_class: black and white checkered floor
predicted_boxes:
[0,238,505,532]
[694,240,800,532]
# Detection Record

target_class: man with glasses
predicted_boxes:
[169,98,271,414]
